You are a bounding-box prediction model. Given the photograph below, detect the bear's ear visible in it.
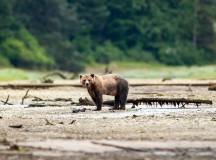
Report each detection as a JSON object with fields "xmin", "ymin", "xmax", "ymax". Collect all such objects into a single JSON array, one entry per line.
[
  {"xmin": 90, "ymin": 74, "xmax": 95, "ymax": 78},
  {"xmin": 79, "ymin": 75, "xmax": 83, "ymax": 79}
]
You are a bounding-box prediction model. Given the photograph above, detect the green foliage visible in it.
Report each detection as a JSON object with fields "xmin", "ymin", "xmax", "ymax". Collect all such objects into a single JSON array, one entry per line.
[
  {"xmin": 0, "ymin": 54, "xmax": 11, "ymax": 67},
  {"xmin": 157, "ymin": 42, "xmax": 206, "ymax": 66},
  {"xmin": 94, "ymin": 41, "xmax": 124, "ymax": 64},
  {"xmin": 127, "ymin": 46, "xmax": 156, "ymax": 62},
  {"xmin": 0, "ymin": 28, "xmax": 53, "ymax": 68},
  {"xmin": 0, "ymin": 0, "xmax": 216, "ymax": 71}
]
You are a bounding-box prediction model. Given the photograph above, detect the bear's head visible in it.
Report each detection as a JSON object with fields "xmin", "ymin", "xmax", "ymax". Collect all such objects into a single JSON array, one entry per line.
[{"xmin": 80, "ymin": 74, "xmax": 95, "ymax": 87}]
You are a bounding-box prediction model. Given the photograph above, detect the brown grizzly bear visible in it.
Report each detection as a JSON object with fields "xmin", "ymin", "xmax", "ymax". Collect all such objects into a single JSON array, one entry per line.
[{"xmin": 80, "ymin": 74, "xmax": 129, "ymax": 111}]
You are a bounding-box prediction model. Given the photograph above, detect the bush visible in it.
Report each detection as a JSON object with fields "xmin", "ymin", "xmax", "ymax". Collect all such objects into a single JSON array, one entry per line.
[
  {"xmin": 127, "ymin": 46, "xmax": 156, "ymax": 62},
  {"xmin": 0, "ymin": 54, "xmax": 11, "ymax": 67},
  {"xmin": 0, "ymin": 28, "xmax": 54, "ymax": 68},
  {"xmin": 157, "ymin": 44, "xmax": 183, "ymax": 65},
  {"xmin": 94, "ymin": 41, "xmax": 124, "ymax": 64},
  {"xmin": 157, "ymin": 42, "xmax": 205, "ymax": 66},
  {"xmin": 72, "ymin": 36, "xmax": 95, "ymax": 64},
  {"xmin": 176, "ymin": 43, "xmax": 205, "ymax": 65}
]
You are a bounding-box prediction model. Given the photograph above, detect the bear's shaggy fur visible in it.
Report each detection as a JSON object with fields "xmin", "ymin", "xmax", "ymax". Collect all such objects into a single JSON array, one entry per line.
[{"xmin": 80, "ymin": 74, "xmax": 129, "ymax": 111}]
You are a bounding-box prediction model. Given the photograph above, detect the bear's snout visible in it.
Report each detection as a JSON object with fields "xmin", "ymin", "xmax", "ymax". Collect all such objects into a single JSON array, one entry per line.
[{"xmin": 85, "ymin": 80, "xmax": 90, "ymax": 87}]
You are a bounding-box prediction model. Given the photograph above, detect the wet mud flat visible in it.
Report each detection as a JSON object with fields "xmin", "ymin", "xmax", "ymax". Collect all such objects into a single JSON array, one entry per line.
[{"xmin": 0, "ymin": 79, "xmax": 215, "ymax": 160}]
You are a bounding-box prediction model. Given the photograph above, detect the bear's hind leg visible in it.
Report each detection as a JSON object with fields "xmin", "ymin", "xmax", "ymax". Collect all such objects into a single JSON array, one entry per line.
[
  {"xmin": 119, "ymin": 83, "xmax": 128, "ymax": 110},
  {"xmin": 119, "ymin": 93, "xmax": 127, "ymax": 110},
  {"xmin": 113, "ymin": 95, "xmax": 120, "ymax": 110}
]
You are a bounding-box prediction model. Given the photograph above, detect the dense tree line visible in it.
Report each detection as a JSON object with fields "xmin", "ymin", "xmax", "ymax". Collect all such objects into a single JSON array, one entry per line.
[{"xmin": 0, "ymin": 0, "xmax": 216, "ymax": 72}]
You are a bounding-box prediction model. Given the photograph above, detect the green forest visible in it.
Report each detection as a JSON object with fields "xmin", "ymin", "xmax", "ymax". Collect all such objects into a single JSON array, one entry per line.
[{"xmin": 0, "ymin": 0, "xmax": 216, "ymax": 72}]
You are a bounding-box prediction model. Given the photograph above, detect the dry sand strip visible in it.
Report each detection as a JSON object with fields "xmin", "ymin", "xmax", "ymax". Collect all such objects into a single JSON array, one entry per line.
[{"xmin": 0, "ymin": 140, "xmax": 213, "ymax": 159}]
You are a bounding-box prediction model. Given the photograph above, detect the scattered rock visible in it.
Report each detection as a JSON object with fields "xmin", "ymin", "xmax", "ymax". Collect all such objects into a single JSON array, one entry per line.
[
  {"xmin": 69, "ymin": 120, "xmax": 76, "ymax": 124},
  {"xmin": 109, "ymin": 110, "xmax": 115, "ymax": 112},
  {"xmin": 78, "ymin": 97, "xmax": 94, "ymax": 106},
  {"xmin": 132, "ymin": 114, "xmax": 138, "ymax": 118},
  {"xmin": 72, "ymin": 108, "xmax": 80, "ymax": 113},
  {"xmin": 42, "ymin": 78, "xmax": 54, "ymax": 84},
  {"xmin": 211, "ymin": 117, "xmax": 216, "ymax": 121},
  {"xmin": 80, "ymin": 108, "xmax": 86, "ymax": 112},
  {"xmin": 72, "ymin": 108, "xmax": 86, "ymax": 113},
  {"xmin": 58, "ymin": 122, "xmax": 64, "ymax": 124},
  {"xmin": 0, "ymin": 139, "xmax": 10, "ymax": 145},
  {"xmin": 162, "ymin": 77, "xmax": 172, "ymax": 82},
  {"xmin": 10, "ymin": 144, "xmax": 20, "ymax": 151},
  {"xmin": 150, "ymin": 115, "xmax": 155, "ymax": 118},
  {"xmin": 45, "ymin": 119, "xmax": 54, "ymax": 125},
  {"xmin": 9, "ymin": 124, "xmax": 23, "ymax": 129},
  {"xmin": 131, "ymin": 104, "xmax": 136, "ymax": 109}
]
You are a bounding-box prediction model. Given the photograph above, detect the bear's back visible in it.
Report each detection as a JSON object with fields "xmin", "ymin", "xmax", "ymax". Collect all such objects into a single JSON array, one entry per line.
[{"xmin": 96, "ymin": 74, "xmax": 123, "ymax": 96}]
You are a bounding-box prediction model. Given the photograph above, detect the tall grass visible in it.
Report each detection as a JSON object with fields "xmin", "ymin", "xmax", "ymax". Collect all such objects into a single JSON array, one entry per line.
[{"xmin": 0, "ymin": 63, "xmax": 215, "ymax": 81}]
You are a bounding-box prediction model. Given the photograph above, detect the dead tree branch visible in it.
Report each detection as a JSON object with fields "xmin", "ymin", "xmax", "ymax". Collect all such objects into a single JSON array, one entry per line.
[
  {"xmin": 78, "ymin": 97, "xmax": 95, "ymax": 106},
  {"xmin": 0, "ymin": 95, "xmax": 13, "ymax": 105},
  {"xmin": 43, "ymin": 72, "xmax": 68, "ymax": 80},
  {"xmin": 21, "ymin": 89, "xmax": 30, "ymax": 105}
]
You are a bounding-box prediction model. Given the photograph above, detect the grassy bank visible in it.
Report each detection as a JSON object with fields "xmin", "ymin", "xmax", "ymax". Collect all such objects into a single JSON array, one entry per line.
[
  {"xmin": 0, "ymin": 68, "xmax": 42, "ymax": 81},
  {"xmin": 88, "ymin": 62, "xmax": 216, "ymax": 79},
  {"xmin": 0, "ymin": 63, "xmax": 215, "ymax": 81}
]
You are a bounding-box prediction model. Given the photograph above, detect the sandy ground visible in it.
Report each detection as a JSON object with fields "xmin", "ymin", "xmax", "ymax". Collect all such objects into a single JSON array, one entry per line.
[{"xmin": 0, "ymin": 79, "xmax": 216, "ymax": 160}]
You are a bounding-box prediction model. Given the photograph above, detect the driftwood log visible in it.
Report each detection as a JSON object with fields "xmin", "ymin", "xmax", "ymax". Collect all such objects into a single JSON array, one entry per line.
[
  {"xmin": 41, "ymin": 72, "xmax": 78, "ymax": 83},
  {"xmin": 0, "ymin": 82, "xmax": 215, "ymax": 89},
  {"xmin": 209, "ymin": 85, "xmax": 216, "ymax": 91},
  {"xmin": 103, "ymin": 98, "xmax": 212, "ymax": 108},
  {"xmin": 43, "ymin": 72, "xmax": 68, "ymax": 80},
  {"xmin": 78, "ymin": 97, "xmax": 212, "ymax": 108}
]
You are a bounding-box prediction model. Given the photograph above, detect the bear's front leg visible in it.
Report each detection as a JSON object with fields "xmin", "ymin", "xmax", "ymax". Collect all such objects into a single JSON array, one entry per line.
[{"xmin": 94, "ymin": 92, "xmax": 103, "ymax": 111}]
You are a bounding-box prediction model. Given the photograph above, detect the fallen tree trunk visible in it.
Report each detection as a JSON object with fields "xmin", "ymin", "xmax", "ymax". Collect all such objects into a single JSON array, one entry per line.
[
  {"xmin": 103, "ymin": 97, "xmax": 212, "ymax": 108},
  {"xmin": 209, "ymin": 85, "xmax": 216, "ymax": 91},
  {"xmin": 130, "ymin": 83, "xmax": 216, "ymax": 87},
  {"xmin": 78, "ymin": 97, "xmax": 212, "ymax": 108},
  {"xmin": 0, "ymin": 82, "xmax": 215, "ymax": 89},
  {"xmin": 0, "ymin": 83, "xmax": 82, "ymax": 89}
]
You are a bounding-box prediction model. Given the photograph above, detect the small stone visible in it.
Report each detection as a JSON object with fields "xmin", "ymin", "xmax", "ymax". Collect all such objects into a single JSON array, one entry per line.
[
  {"xmin": 131, "ymin": 105, "xmax": 136, "ymax": 109},
  {"xmin": 132, "ymin": 114, "xmax": 138, "ymax": 118},
  {"xmin": 72, "ymin": 108, "xmax": 80, "ymax": 113},
  {"xmin": 69, "ymin": 120, "xmax": 76, "ymax": 124},
  {"xmin": 211, "ymin": 117, "xmax": 216, "ymax": 121},
  {"xmin": 9, "ymin": 124, "xmax": 23, "ymax": 129},
  {"xmin": 45, "ymin": 119, "xmax": 54, "ymax": 125},
  {"xmin": 80, "ymin": 108, "xmax": 86, "ymax": 112},
  {"xmin": 10, "ymin": 144, "xmax": 20, "ymax": 151}
]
